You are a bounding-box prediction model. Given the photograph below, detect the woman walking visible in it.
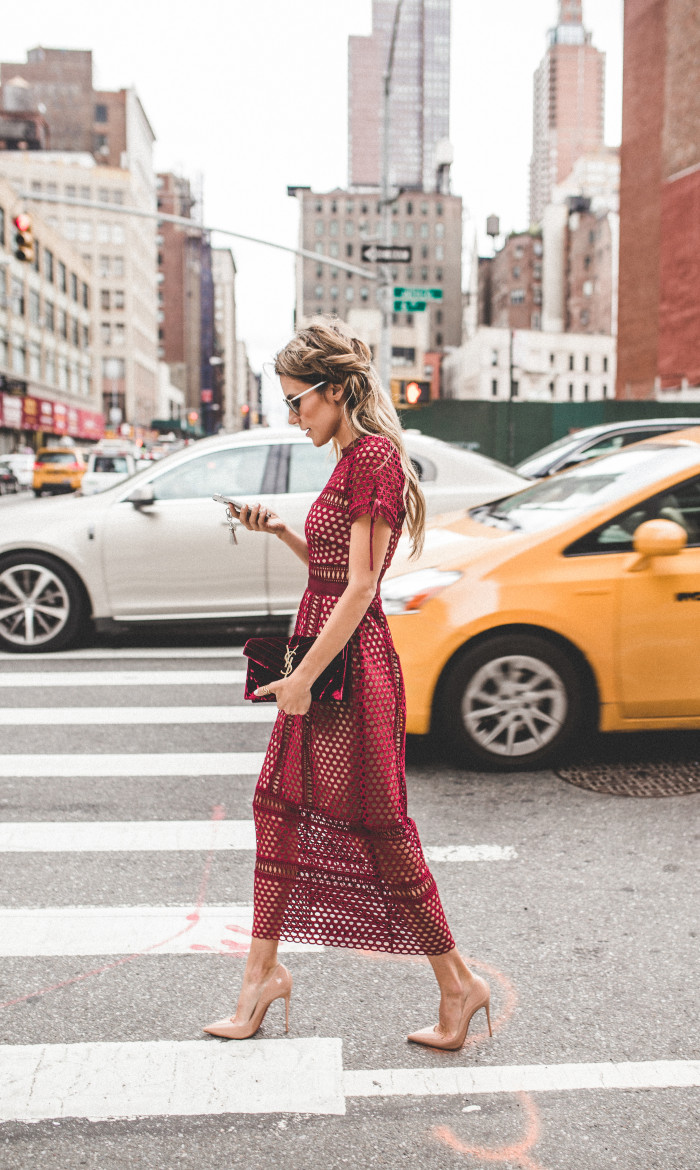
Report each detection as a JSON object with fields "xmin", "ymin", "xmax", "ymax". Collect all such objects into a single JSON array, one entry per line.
[{"xmin": 203, "ymin": 320, "xmax": 491, "ymax": 1051}]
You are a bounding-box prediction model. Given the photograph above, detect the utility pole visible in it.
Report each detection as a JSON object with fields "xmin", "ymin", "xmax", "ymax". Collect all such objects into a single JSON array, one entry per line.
[{"xmin": 378, "ymin": 0, "xmax": 404, "ymax": 397}]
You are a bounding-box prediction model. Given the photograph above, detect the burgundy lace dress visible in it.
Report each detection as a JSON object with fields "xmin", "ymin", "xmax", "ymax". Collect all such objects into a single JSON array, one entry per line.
[{"xmin": 252, "ymin": 434, "xmax": 455, "ymax": 955}]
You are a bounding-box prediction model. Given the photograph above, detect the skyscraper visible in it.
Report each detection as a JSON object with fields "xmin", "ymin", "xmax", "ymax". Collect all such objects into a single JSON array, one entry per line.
[
  {"xmin": 529, "ymin": 1, "xmax": 606, "ymax": 225},
  {"xmin": 348, "ymin": 0, "xmax": 451, "ymax": 191}
]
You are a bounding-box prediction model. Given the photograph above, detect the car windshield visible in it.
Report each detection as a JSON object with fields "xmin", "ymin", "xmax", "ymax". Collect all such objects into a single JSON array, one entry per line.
[
  {"xmin": 470, "ymin": 444, "xmax": 700, "ymax": 534},
  {"xmin": 514, "ymin": 432, "xmax": 587, "ymax": 471},
  {"xmin": 35, "ymin": 451, "xmax": 79, "ymax": 464},
  {"xmin": 92, "ymin": 456, "xmax": 129, "ymax": 473}
]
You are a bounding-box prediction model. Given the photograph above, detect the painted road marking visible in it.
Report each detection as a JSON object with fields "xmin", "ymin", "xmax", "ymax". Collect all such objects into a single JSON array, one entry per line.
[
  {"xmin": 0, "ymin": 670, "xmax": 246, "ymax": 688},
  {"xmin": 0, "ymin": 820, "xmax": 257, "ymax": 852},
  {"xmin": 0, "ymin": 706, "xmax": 277, "ymax": 726},
  {"xmin": 343, "ymin": 1059, "xmax": 700, "ymax": 1098},
  {"xmin": 0, "ymin": 820, "xmax": 516, "ymax": 858},
  {"xmin": 0, "ymin": 905, "xmax": 322, "ymax": 956},
  {"xmin": 0, "ymin": 647, "xmax": 245, "ymax": 661},
  {"xmin": 0, "ymin": 1038, "xmax": 345, "ymax": 1121},
  {"xmin": 424, "ymin": 845, "xmax": 517, "ymax": 862},
  {"xmin": 0, "ymin": 752, "xmax": 265, "ymax": 777},
  {"xmin": 0, "ymin": 1047, "xmax": 696, "ymax": 1123}
]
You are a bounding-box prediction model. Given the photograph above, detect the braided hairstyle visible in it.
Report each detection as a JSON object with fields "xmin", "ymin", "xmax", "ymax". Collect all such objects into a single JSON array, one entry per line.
[{"xmin": 274, "ymin": 317, "xmax": 425, "ymax": 558}]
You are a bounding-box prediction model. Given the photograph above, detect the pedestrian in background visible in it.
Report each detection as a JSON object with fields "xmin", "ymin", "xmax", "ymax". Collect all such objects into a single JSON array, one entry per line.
[{"xmin": 203, "ymin": 319, "xmax": 491, "ymax": 1050}]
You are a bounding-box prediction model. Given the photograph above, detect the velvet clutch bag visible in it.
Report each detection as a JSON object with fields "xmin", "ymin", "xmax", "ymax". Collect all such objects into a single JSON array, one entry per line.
[{"xmin": 242, "ymin": 635, "xmax": 351, "ymax": 703}]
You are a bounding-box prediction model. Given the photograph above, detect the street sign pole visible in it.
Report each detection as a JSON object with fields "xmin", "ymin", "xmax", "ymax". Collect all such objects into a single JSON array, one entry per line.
[{"xmin": 379, "ymin": 0, "xmax": 404, "ymax": 399}]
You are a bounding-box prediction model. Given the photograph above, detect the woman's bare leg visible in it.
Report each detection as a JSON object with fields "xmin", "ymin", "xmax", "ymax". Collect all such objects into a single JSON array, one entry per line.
[
  {"xmin": 230, "ymin": 936, "xmax": 280, "ymax": 1025},
  {"xmin": 427, "ymin": 947, "xmax": 479, "ymax": 1037}
]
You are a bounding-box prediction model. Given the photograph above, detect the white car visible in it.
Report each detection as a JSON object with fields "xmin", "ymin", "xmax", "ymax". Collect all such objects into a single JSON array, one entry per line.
[
  {"xmin": 0, "ymin": 452, "xmax": 34, "ymax": 490},
  {"xmin": 80, "ymin": 450, "xmax": 147, "ymax": 496},
  {"xmin": 0, "ymin": 428, "xmax": 528, "ymax": 651}
]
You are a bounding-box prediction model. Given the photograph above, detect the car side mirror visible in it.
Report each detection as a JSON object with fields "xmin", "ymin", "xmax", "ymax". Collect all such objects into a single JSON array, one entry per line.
[
  {"xmin": 629, "ymin": 519, "xmax": 687, "ymax": 572},
  {"xmin": 126, "ymin": 483, "xmax": 155, "ymax": 508}
]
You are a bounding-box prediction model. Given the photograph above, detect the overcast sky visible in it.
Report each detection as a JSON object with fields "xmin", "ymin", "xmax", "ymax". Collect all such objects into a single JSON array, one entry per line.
[{"xmin": 2, "ymin": 0, "xmax": 623, "ymax": 394}]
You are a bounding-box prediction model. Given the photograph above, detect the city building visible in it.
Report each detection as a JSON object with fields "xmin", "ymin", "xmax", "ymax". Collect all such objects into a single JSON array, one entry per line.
[
  {"xmin": 290, "ymin": 186, "xmax": 462, "ymax": 356},
  {"xmin": 1, "ymin": 48, "xmax": 129, "ymax": 167},
  {"xmin": 348, "ymin": 0, "xmax": 451, "ymax": 191},
  {"xmin": 236, "ymin": 341, "xmax": 263, "ymax": 428},
  {"xmin": 0, "ymin": 149, "xmax": 159, "ymax": 431},
  {"xmin": 0, "ymin": 47, "xmax": 159, "ymax": 429},
  {"xmin": 442, "ymin": 325, "xmax": 615, "ymax": 403},
  {"xmin": 156, "ymin": 172, "xmax": 203, "ymax": 414},
  {"xmin": 552, "ymin": 146, "xmax": 620, "ymax": 212},
  {"xmin": 617, "ymin": 0, "xmax": 700, "ymax": 400},
  {"xmin": 478, "ymin": 231, "xmax": 543, "ymax": 332},
  {"xmin": 529, "ymin": 1, "xmax": 606, "ymax": 226},
  {"xmin": 0, "ymin": 176, "xmax": 101, "ymax": 453},
  {"xmin": 212, "ymin": 248, "xmax": 239, "ymax": 432}
]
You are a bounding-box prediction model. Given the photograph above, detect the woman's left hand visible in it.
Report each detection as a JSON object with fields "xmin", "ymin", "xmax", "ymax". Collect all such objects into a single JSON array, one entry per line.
[{"xmin": 255, "ymin": 672, "xmax": 312, "ymax": 715}]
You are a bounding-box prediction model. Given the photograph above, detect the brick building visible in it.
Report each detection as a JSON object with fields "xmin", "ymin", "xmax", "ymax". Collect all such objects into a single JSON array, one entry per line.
[
  {"xmin": 156, "ymin": 173, "xmax": 203, "ymax": 415},
  {"xmin": 565, "ymin": 204, "xmax": 616, "ymax": 335},
  {"xmin": 478, "ymin": 232, "xmax": 543, "ymax": 331},
  {"xmin": 617, "ymin": 0, "xmax": 700, "ymax": 399},
  {"xmin": 529, "ymin": 1, "xmax": 606, "ymax": 225}
]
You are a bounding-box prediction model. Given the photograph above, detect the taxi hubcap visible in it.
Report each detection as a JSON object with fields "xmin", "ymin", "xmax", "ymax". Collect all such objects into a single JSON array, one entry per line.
[
  {"xmin": 0, "ymin": 564, "xmax": 70, "ymax": 646},
  {"xmin": 463, "ymin": 654, "xmax": 567, "ymax": 757}
]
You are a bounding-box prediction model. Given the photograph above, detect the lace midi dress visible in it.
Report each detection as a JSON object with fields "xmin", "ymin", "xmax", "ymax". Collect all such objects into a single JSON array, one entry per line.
[{"xmin": 252, "ymin": 434, "xmax": 455, "ymax": 955}]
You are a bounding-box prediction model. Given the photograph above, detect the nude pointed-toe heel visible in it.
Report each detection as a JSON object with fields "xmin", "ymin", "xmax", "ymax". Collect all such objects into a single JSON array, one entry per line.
[
  {"xmin": 203, "ymin": 964, "xmax": 293, "ymax": 1040},
  {"xmin": 407, "ymin": 974, "xmax": 492, "ymax": 1051}
]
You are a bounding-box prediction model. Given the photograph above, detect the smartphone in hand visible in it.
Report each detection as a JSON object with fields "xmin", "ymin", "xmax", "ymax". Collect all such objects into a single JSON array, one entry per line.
[{"xmin": 212, "ymin": 494, "xmax": 245, "ymax": 516}]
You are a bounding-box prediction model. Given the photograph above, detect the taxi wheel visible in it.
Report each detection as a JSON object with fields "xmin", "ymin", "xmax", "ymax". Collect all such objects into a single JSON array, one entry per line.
[
  {"xmin": 0, "ymin": 552, "xmax": 85, "ymax": 653},
  {"xmin": 440, "ymin": 634, "xmax": 587, "ymax": 771}
]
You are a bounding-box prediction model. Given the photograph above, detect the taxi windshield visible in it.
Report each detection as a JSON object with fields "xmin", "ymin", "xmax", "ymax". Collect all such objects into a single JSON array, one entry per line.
[{"xmin": 470, "ymin": 444, "xmax": 700, "ymax": 534}]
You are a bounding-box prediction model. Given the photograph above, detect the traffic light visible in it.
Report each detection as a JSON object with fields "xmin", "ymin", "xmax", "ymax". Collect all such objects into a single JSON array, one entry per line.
[
  {"xmin": 399, "ymin": 380, "xmax": 430, "ymax": 406},
  {"xmin": 13, "ymin": 213, "xmax": 34, "ymax": 263}
]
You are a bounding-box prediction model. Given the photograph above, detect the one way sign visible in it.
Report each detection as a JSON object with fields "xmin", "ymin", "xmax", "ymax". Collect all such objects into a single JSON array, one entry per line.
[{"xmin": 360, "ymin": 244, "xmax": 412, "ymax": 264}]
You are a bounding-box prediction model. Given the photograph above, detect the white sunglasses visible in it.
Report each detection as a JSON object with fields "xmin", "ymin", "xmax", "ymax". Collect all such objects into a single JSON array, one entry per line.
[{"xmin": 283, "ymin": 380, "xmax": 326, "ymax": 415}]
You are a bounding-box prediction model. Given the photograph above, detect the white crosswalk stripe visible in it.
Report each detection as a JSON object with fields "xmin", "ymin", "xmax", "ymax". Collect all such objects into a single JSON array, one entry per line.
[
  {"xmin": 0, "ymin": 706, "xmax": 277, "ymax": 725},
  {"xmin": 2, "ymin": 669, "xmax": 246, "ymax": 688},
  {"xmin": 0, "ymin": 752, "xmax": 266, "ymax": 776},
  {"xmin": 0, "ymin": 647, "xmax": 246, "ymax": 661},
  {"xmin": 0, "ymin": 1043, "xmax": 696, "ymax": 1122},
  {"xmin": 0, "ymin": 905, "xmax": 321, "ymax": 956},
  {"xmin": 0, "ymin": 819, "xmax": 517, "ymax": 858}
]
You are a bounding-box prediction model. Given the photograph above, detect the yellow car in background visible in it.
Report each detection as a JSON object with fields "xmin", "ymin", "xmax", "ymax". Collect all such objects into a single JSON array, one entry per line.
[
  {"xmin": 384, "ymin": 428, "xmax": 700, "ymax": 770},
  {"xmin": 33, "ymin": 447, "xmax": 86, "ymax": 496}
]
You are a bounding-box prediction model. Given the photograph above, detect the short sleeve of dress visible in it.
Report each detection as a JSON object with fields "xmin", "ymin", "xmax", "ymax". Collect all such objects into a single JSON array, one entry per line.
[{"xmin": 347, "ymin": 436, "xmax": 405, "ymax": 569}]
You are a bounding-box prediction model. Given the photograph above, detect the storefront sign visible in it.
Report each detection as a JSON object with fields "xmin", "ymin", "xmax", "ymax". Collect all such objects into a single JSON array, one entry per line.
[{"xmin": 0, "ymin": 392, "xmax": 104, "ymax": 440}]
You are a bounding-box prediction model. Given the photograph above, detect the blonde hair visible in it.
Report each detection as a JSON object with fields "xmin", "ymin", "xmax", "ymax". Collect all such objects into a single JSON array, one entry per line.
[{"xmin": 274, "ymin": 317, "xmax": 426, "ymax": 558}]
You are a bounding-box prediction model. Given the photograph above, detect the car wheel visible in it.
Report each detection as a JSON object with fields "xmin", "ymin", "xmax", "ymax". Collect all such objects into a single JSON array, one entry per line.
[
  {"xmin": 439, "ymin": 633, "xmax": 587, "ymax": 771},
  {"xmin": 0, "ymin": 553, "xmax": 85, "ymax": 652}
]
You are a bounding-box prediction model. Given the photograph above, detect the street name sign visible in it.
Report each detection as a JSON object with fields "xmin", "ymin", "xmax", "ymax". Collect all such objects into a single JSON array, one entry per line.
[
  {"xmin": 361, "ymin": 244, "xmax": 412, "ymax": 263},
  {"xmin": 393, "ymin": 299, "xmax": 427, "ymax": 312},
  {"xmin": 393, "ymin": 286, "xmax": 443, "ymax": 301}
]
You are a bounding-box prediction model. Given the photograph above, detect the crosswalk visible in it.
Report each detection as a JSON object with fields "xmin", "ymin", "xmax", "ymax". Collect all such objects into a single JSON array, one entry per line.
[{"xmin": 1, "ymin": 642, "xmax": 697, "ymax": 1134}]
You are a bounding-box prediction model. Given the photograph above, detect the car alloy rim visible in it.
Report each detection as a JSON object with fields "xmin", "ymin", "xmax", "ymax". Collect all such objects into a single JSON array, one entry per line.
[
  {"xmin": 462, "ymin": 654, "xmax": 568, "ymax": 757},
  {"xmin": 0, "ymin": 563, "xmax": 71, "ymax": 646}
]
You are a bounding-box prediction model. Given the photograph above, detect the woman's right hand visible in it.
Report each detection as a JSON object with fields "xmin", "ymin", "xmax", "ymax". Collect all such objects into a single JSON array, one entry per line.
[{"xmin": 237, "ymin": 502, "xmax": 286, "ymax": 537}]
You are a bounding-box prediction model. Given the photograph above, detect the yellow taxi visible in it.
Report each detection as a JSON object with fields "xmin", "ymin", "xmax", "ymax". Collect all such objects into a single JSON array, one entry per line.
[
  {"xmin": 384, "ymin": 428, "xmax": 700, "ymax": 770},
  {"xmin": 33, "ymin": 447, "xmax": 86, "ymax": 496}
]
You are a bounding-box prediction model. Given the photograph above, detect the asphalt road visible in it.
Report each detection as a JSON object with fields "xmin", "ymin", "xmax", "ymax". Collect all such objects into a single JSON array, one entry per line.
[{"xmin": 0, "ymin": 622, "xmax": 697, "ymax": 1170}]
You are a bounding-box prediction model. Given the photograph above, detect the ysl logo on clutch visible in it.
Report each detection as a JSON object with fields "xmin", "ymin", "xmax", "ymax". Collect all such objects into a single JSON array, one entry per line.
[{"xmin": 283, "ymin": 645, "xmax": 298, "ymax": 677}]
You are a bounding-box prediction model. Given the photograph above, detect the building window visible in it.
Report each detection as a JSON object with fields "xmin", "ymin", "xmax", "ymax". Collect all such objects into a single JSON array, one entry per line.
[
  {"xmin": 584, "ymin": 355, "xmax": 590, "ymax": 371},
  {"xmin": 603, "ymin": 355, "xmax": 608, "ymax": 372},
  {"xmin": 534, "ymin": 241, "xmax": 543, "ymax": 256},
  {"xmin": 330, "ymin": 286, "xmax": 338, "ymax": 300},
  {"xmin": 70, "ymin": 273, "xmax": 78, "ymax": 302},
  {"xmin": 101, "ymin": 322, "xmax": 111, "ymax": 346},
  {"xmin": 550, "ymin": 353, "xmax": 555, "ymax": 366},
  {"xmin": 531, "ymin": 312, "xmax": 541, "ymax": 329},
  {"xmin": 346, "ymin": 200, "xmax": 354, "ymax": 214},
  {"xmin": 436, "ymin": 309, "xmax": 443, "ymax": 324},
  {"xmin": 12, "ymin": 340, "xmax": 25, "ymax": 375},
  {"xmin": 533, "ymin": 287, "xmax": 542, "ymax": 304},
  {"xmin": 29, "ymin": 290, "xmax": 40, "ymax": 326},
  {"xmin": 72, "ymin": 318, "xmax": 79, "ymax": 347},
  {"xmin": 82, "ymin": 325, "xmax": 89, "ymax": 349},
  {"xmin": 346, "ymin": 244, "xmax": 353, "ymax": 257},
  {"xmin": 436, "ymin": 331, "xmax": 443, "ymax": 347},
  {"xmin": 329, "ymin": 221, "xmax": 338, "ymax": 237},
  {"xmin": 602, "ymin": 383, "xmax": 608, "ymax": 398},
  {"xmin": 405, "ymin": 223, "xmax": 414, "ymax": 238},
  {"xmin": 510, "ymin": 290, "xmax": 525, "ymax": 304},
  {"xmin": 314, "ymin": 221, "xmax": 324, "ymax": 237},
  {"xmin": 114, "ymin": 322, "xmax": 125, "ymax": 346},
  {"xmin": 580, "ymin": 310, "xmax": 589, "ymax": 325},
  {"xmin": 491, "ymin": 349, "xmax": 498, "ymax": 366},
  {"xmin": 420, "ymin": 223, "xmax": 429, "ymax": 239},
  {"xmin": 64, "ymin": 219, "xmax": 77, "ymax": 240},
  {"xmin": 345, "ymin": 286, "xmax": 354, "ymax": 302},
  {"xmin": 45, "ymin": 350, "xmax": 55, "ymax": 384},
  {"xmin": 406, "ymin": 201, "xmax": 413, "ymax": 215},
  {"xmin": 421, "ymin": 202, "xmax": 429, "ymax": 215},
  {"xmin": 491, "ymin": 378, "xmax": 498, "ymax": 397},
  {"xmin": 94, "ymin": 133, "xmax": 108, "ymax": 153},
  {"xmin": 435, "ymin": 243, "xmax": 444, "ymax": 261},
  {"xmin": 315, "ymin": 284, "xmax": 323, "ymax": 299},
  {"xmin": 44, "ymin": 249, "xmax": 54, "ymax": 282},
  {"xmin": 329, "ymin": 241, "xmax": 339, "ymax": 257},
  {"xmin": 568, "ymin": 354, "xmax": 575, "ymax": 371},
  {"xmin": 316, "ymin": 264, "xmax": 323, "ymax": 278},
  {"xmin": 99, "ymin": 255, "xmax": 110, "ymax": 278},
  {"xmin": 78, "ymin": 220, "xmax": 92, "ymax": 242},
  {"xmin": 95, "ymin": 103, "xmax": 108, "ymax": 123},
  {"xmin": 58, "ymin": 310, "xmax": 67, "ymax": 339},
  {"xmin": 330, "ymin": 201, "xmax": 337, "ymax": 214},
  {"xmin": 314, "ymin": 200, "xmax": 322, "ymax": 214},
  {"xmin": 392, "ymin": 221, "xmax": 399, "ymax": 238},
  {"xmin": 549, "ymin": 381, "xmax": 555, "ymax": 398},
  {"xmin": 511, "ymin": 381, "xmax": 519, "ymax": 398},
  {"xmin": 568, "ymin": 383, "xmax": 574, "ymax": 401},
  {"xmin": 11, "ymin": 278, "xmax": 24, "ymax": 316},
  {"xmin": 0, "ymin": 205, "xmax": 4, "ymax": 248},
  {"xmin": 584, "ymin": 384, "xmax": 590, "ymax": 401},
  {"xmin": 113, "ymin": 257, "xmax": 124, "ymax": 278},
  {"xmin": 112, "ymin": 225, "xmax": 125, "ymax": 245},
  {"xmin": 97, "ymin": 223, "xmax": 111, "ymax": 244},
  {"xmin": 360, "ymin": 286, "xmax": 369, "ymax": 301},
  {"xmin": 101, "ymin": 289, "xmax": 110, "ymax": 311},
  {"xmin": 583, "ymin": 280, "xmax": 593, "ymax": 296},
  {"xmin": 435, "ymin": 223, "xmax": 445, "ymax": 239},
  {"xmin": 421, "ymin": 267, "xmax": 428, "ymax": 280},
  {"xmin": 45, "ymin": 301, "xmax": 55, "ymax": 332},
  {"xmin": 435, "ymin": 267, "xmax": 443, "ymax": 280},
  {"xmin": 512, "ymin": 266, "xmax": 521, "ymax": 279}
]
